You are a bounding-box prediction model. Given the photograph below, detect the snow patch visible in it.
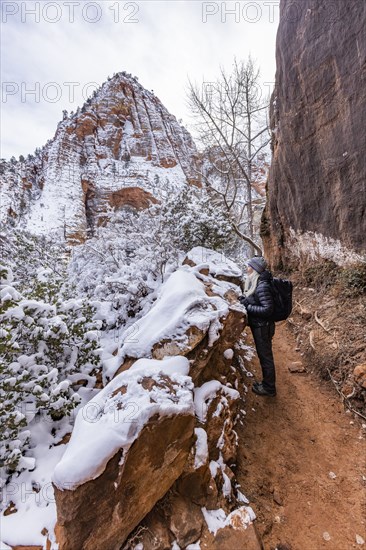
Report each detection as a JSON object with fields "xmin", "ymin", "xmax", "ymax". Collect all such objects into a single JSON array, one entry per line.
[
  {"xmin": 187, "ymin": 247, "xmax": 242, "ymax": 279},
  {"xmin": 288, "ymin": 228, "xmax": 365, "ymax": 266},
  {"xmin": 194, "ymin": 428, "xmax": 208, "ymax": 469},
  {"xmin": 201, "ymin": 505, "xmax": 255, "ymax": 536},
  {"xmin": 0, "ymin": 419, "xmax": 69, "ymax": 547},
  {"xmin": 194, "ymin": 380, "xmax": 239, "ymax": 423},
  {"xmin": 223, "ymin": 348, "xmax": 234, "ymax": 360}
]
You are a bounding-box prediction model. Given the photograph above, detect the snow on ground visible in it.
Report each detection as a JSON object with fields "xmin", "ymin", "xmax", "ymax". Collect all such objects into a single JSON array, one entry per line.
[
  {"xmin": 187, "ymin": 247, "xmax": 242, "ymax": 279},
  {"xmin": 1, "ymin": 421, "xmax": 69, "ymax": 547},
  {"xmin": 106, "ymin": 266, "xmax": 230, "ymax": 380},
  {"xmin": 288, "ymin": 227, "xmax": 365, "ymax": 266},
  {"xmin": 53, "ymin": 356, "xmax": 193, "ymax": 490},
  {"xmin": 1, "ymin": 387, "xmax": 97, "ymax": 548}
]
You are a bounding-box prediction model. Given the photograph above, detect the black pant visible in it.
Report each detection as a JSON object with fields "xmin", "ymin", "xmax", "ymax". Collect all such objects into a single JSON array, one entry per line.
[{"xmin": 251, "ymin": 322, "xmax": 276, "ymax": 392}]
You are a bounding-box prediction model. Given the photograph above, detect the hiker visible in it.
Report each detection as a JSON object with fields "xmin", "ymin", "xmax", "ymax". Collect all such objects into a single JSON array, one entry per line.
[{"xmin": 240, "ymin": 256, "xmax": 277, "ymax": 397}]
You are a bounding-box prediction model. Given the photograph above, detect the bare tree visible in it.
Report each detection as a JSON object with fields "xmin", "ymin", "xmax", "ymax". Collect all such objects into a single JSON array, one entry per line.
[{"xmin": 187, "ymin": 57, "xmax": 270, "ymax": 255}]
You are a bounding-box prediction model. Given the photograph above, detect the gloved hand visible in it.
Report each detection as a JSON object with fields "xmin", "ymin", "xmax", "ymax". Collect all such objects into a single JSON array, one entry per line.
[{"xmin": 239, "ymin": 296, "xmax": 249, "ymax": 307}]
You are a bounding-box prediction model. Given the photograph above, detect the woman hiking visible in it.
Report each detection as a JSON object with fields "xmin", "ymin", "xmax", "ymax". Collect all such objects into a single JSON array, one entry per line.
[{"xmin": 240, "ymin": 256, "xmax": 277, "ymax": 397}]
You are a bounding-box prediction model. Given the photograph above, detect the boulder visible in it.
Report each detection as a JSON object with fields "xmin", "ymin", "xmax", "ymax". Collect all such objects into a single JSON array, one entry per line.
[
  {"xmin": 168, "ymin": 494, "xmax": 203, "ymax": 548},
  {"xmin": 51, "ymin": 260, "xmax": 258, "ymax": 549},
  {"xmin": 194, "ymin": 381, "xmax": 240, "ymax": 465},
  {"xmin": 112, "ymin": 267, "xmax": 246, "ymax": 386},
  {"xmin": 353, "ymin": 364, "xmax": 366, "ymax": 389},
  {"xmin": 175, "ymin": 428, "xmax": 211, "ymax": 507},
  {"xmin": 201, "ymin": 521, "xmax": 263, "ymax": 550},
  {"xmin": 53, "ymin": 358, "xmax": 195, "ymax": 549},
  {"xmin": 135, "ymin": 509, "xmax": 172, "ymax": 550},
  {"xmin": 183, "ymin": 247, "xmax": 243, "ymax": 287}
]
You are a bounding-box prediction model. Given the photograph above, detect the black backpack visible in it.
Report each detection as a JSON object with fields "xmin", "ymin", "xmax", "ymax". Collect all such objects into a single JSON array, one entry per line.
[{"xmin": 270, "ymin": 278, "xmax": 293, "ymax": 321}]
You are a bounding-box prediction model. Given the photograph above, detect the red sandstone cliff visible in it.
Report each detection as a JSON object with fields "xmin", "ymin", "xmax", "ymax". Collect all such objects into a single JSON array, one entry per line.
[{"xmin": 263, "ymin": 0, "xmax": 366, "ymax": 268}]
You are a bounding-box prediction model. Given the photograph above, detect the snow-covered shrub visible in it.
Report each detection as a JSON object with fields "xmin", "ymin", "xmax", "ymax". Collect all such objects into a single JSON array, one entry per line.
[
  {"xmin": 0, "ymin": 186, "xmax": 234, "ymax": 477},
  {"xmin": 0, "ymin": 265, "xmax": 101, "ymax": 475},
  {"xmin": 158, "ymin": 186, "xmax": 234, "ymax": 252},
  {"xmin": 0, "ymin": 230, "xmax": 69, "ymax": 302},
  {"xmin": 67, "ymin": 186, "xmax": 234, "ymax": 329}
]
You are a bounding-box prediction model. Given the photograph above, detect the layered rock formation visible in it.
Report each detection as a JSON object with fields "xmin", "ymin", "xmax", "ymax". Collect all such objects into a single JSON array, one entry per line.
[
  {"xmin": 0, "ymin": 73, "xmax": 200, "ymax": 243},
  {"xmin": 263, "ymin": 0, "xmax": 366, "ymax": 268},
  {"xmin": 52, "ymin": 250, "xmax": 262, "ymax": 550}
]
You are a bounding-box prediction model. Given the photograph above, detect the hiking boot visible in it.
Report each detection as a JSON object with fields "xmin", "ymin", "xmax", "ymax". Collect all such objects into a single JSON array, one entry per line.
[{"xmin": 252, "ymin": 383, "xmax": 276, "ymax": 397}]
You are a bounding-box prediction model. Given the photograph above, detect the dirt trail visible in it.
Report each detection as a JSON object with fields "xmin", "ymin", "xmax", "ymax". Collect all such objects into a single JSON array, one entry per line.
[{"xmin": 236, "ymin": 323, "xmax": 366, "ymax": 550}]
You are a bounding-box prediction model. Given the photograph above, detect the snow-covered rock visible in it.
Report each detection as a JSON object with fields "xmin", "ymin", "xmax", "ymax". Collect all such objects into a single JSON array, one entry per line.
[
  {"xmin": 184, "ymin": 246, "xmax": 243, "ymax": 286},
  {"xmin": 200, "ymin": 506, "xmax": 261, "ymax": 550},
  {"xmin": 53, "ymin": 356, "xmax": 195, "ymax": 550},
  {"xmin": 111, "ymin": 267, "xmax": 231, "ymax": 379},
  {"xmin": 51, "ymin": 260, "xmax": 249, "ymax": 549},
  {"xmin": 0, "ymin": 72, "xmax": 200, "ymax": 243},
  {"xmin": 112, "ymin": 264, "xmax": 246, "ymax": 386}
]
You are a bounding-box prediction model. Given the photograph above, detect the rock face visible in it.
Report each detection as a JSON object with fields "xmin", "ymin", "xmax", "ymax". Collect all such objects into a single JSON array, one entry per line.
[
  {"xmin": 263, "ymin": 0, "xmax": 366, "ymax": 268},
  {"xmin": 55, "ymin": 415, "xmax": 195, "ymax": 550},
  {"xmin": 128, "ymin": 259, "xmax": 261, "ymax": 549},
  {"xmin": 0, "ymin": 72, "xmax": 200, "ymax": 243}
]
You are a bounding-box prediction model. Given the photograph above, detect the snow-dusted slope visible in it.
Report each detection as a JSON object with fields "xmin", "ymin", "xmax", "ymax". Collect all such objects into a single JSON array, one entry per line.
[{"xmin": 0, "ymin": 72, "xmax": 200, "ymax": 242}]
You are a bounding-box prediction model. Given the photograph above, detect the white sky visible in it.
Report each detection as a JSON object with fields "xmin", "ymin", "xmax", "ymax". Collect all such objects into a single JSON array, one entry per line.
[{"xmin": 0, "ymin": 1, "xmax": 279, "ymax": 160}]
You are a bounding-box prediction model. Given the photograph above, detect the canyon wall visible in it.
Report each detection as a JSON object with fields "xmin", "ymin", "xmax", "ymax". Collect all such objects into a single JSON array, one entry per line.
[{"xmin": 263, "ymin": 0, "xmax": 366, "ymax": 268}]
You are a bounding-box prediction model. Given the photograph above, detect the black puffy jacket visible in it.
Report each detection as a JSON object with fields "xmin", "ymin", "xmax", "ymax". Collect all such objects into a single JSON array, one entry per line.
[{"xmin": 243, "ymin": 271, "xmax": 274, "ymax": 327}]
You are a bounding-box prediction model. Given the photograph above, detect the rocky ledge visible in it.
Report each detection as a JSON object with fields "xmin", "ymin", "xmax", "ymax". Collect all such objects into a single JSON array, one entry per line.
[{"xmin": 51, "ymin": 248, "xmax": 263, "ymax": 550}]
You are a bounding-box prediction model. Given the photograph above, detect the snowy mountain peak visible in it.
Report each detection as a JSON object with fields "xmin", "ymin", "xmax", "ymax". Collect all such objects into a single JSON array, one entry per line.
[{"xmin": 0, "ymin": 72, "xmax": 201, "ymax": 243}]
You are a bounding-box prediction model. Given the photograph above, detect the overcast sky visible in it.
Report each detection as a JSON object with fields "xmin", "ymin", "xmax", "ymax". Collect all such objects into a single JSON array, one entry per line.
[{"xmin": 1, "ymin": 1, "xmax": 279, "ymax": 160}]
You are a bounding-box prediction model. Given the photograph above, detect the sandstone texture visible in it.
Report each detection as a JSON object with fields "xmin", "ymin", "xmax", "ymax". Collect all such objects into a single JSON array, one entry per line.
[
  {"xmin": 54, "ymin": 414, "xmax": 195, "ymax": 550},
  {"xmin": 263, "ymin": 0, "xmax": 366, "ymax": 268},
  {"xmin": 354, "ymin": 364, "xmax": 366, "ymax": 389}
]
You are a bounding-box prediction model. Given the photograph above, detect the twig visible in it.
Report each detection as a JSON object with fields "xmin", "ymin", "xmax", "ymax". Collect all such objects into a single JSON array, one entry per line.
[
  {"xmin": 327, "ymin": 368, "xmax": 366, "ymax": 421},
  {"xmin": 295, "ymin": 299, "xmax": 308, "ymax": 315},
  {"xmin": 314, "ymin": 311, "xmax": 331, "ymax": 333},
  {"xmin": 332, "ymin": 332, "xmax": 340, "ymax": 349},
  {"xmin": 309, "ymin": 330, "xmax": 316, "ymax": 350}
]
